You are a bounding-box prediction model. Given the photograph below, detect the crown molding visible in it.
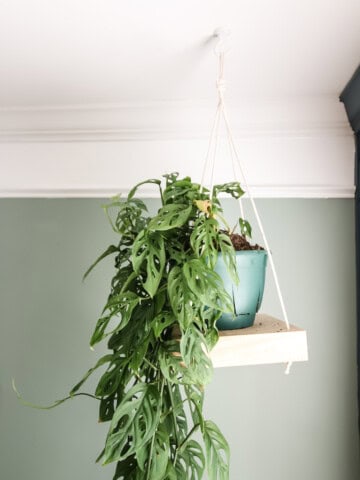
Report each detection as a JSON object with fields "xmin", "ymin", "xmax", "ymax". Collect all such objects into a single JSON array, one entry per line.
[
  {"xmin": 0, "ymin": 185, "xmax": 354, "ymax": 199},
  {"xmin": 0, "ymin": 96, "xmax": 354, "ymax": 199},
  {"xmin": 0, "ymin": 96, "xmax": 351, "ymax": 142}
]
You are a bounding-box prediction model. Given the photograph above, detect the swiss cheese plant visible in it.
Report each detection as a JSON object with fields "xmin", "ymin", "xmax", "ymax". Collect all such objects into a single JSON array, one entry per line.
[{"xmin": 19, "ymin": 173, "xmax": 250, "ymax": 480}]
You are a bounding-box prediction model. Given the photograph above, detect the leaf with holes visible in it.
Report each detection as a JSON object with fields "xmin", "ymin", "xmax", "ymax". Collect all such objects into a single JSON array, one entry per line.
[
  {"xmin": 90, "ymin": 292, "xmax": 139, "ymax": 347},
  {"xmin": 112, "ymin": 455, "xmax": 141, "ymax": 480},
  {"xmin": 185, "ymin": 384, "xmax": 205, "ymax": 429},
  {"xmin": 89, "ymin": 316, "xmax": 112, "ymax": 347},
  {"xmin": 176, "ymin": 440, "xmax": 205, "ymax": 480},
  {"xmin": 167, "ymin": 266, "xmax": 197, "ymax": 329},
  {"xmin": 103, "ymin": 383, "xmax": 160, "ymax": 465},
  {"xmin": 202, "ymin": 420, "xmax": 230, "ymax": 480},
  {"xmin": 218, "ymin": 232, "xmax": 238, "ymax": 284},
  {"xmin": 99, "ymin": 396, "xmax": 115, "ymax": 423},
  {"xmin": 239, "ymin": 217, "xmax": 252, "ymax": 238},
  {"xmin": 129, "ymin": 333, "xmax": 152, "ymax": 372},
  {"xmin": 183, "ymin": 259, "xmax": 233, "ymax": 313},
  {"xmin": 163, "ymin": 177, "xmax": 201, "ymax": 205},
  {"xmin": 147, "ymin": 429, "xmax": 169, "ymax": 480},
  {"xmin": 159, "ymin": 341, "xmax": 197, "ymax": 385},
  {"xmin": 132, "ymin": 230, "xmax": 165, "ymax": 297},
  {"xmin": 180, "ymin": 325, "xmax": 213, "ymax": 386},
  {"xmin": 127, "ymin": 178, "xmax": 162, "ymax": 200},
  {"xmin": 190, "ymin": 217, "xmax": 219, "ymax": 269},
  {"xmin": 95, "ymin": 359, "xmax": 124, "ymax": 397},
  {"xmin": 152, "ymin": 312, "xmax": 175, "ymax": 338},
  {"xmin": 101, "ymin": 292, "xmax": 139, "ymax": 331},
  {"xmin": 164, "ymin": 462, "xmax": 178, "ymax": 480},
  {"xmin": 148, "ymin": 204, "xmax": 192, "ymax": 231},
  {"xmin": 102, "ymin": 197, "xmax": 148, "ymax": 235},
  {"xmin": 166, "ymin": 383, "xmax": 188, "ymax": 441},
  {"xmin": 212, "ymin": 181, "xmax": 244, "ymax": 199}
]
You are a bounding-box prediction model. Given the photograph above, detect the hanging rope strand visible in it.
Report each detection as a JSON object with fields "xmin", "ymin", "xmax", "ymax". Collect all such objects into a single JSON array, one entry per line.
[
  {"xmin": 200, "ymin": 33, "xmax": 291, "ymax": 332},
  {"xmin": 200, "ymin": 104, "xmax": 222, "ymax": 193},
  {"xmin": 209, "ymin": 107, "xmax": 222, "ymax": 199},
  {"xmin": 226, "ymin": 117, "xmax": 245, "ymax": 221},
  {"xmin": 201, "ymin": 52, "xmax": 226, "ymax": 196},
  {"xmin": 221, "ymin": 102, "xmax": 290, "ymax": 330}
]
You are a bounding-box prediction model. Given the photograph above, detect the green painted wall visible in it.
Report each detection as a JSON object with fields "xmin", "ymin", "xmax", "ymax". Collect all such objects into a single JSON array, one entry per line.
[{"xmin": 0, "ymin": 199, "xmax": 359, "ymax": 479}]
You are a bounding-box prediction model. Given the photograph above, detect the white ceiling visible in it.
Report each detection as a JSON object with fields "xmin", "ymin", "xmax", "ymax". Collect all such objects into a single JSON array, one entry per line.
[
  {"xmin": 1, "ymin": 0, "xmax": 359, "ymax": 107},
  {"xmin": 0, "ymin": 0, "xmax": 357, "ymax": 199}
]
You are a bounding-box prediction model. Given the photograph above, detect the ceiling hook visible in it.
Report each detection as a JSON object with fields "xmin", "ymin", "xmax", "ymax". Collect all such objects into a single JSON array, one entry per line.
[{"xmin": 213, "ymin": 27, "xmax": 232, "ymax": 55}]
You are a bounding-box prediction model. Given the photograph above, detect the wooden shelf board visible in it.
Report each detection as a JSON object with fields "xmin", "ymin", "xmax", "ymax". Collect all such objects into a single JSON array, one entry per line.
[{"xmin": 212, "ymin": 313, "xmax": 308, "ymax": 368}]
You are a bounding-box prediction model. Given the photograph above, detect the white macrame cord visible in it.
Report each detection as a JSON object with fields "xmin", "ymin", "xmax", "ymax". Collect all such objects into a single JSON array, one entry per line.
[{"xmin": 200, "ymin": 43, "xmax": 291, "ymax": 341}]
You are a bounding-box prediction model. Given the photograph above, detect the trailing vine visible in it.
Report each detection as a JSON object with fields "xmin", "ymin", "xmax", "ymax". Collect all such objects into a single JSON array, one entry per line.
[{"xmin": 17, "ymin": 172, "xmax": 254, "ymax": 480}]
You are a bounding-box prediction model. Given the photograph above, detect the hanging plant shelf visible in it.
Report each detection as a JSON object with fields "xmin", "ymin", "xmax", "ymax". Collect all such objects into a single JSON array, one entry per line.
[{"xmin": 211, "ymin": 314, "xmax": 308, "ymax": 368}]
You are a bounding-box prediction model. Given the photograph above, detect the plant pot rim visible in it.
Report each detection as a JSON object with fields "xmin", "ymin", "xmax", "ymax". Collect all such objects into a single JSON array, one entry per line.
[{"xmin": 218, "ymin": 249, "xmax": 267, "ymax": 256}]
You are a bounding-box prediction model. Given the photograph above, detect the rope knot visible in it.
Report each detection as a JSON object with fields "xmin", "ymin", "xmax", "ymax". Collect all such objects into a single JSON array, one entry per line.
[{"xmin": 216, "ymin": 78, "xmax": 226, "ymax": 96}]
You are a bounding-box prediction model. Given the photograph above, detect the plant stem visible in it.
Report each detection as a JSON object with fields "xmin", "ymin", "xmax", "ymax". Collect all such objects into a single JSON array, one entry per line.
[
  {"xmin": 177, "ymin": 423, "xmax": 200, "ymax": 452},
  {"xmin": 119, "ymin": 271, "xmax": 137, "ymax": 293},
  {"xmin": 146, "ymin": 430, "xmax": 156, "ymax": 480},
  {"xmin": 143, "ymin": 357, "xmax": 158, "ymax": 371},
  {"xmin": 167, "ymin": 381, "xmax": 180, "ymax": 454},
  {"xmin": 145, "ymin": 378, "xmax": 165, "ymax": 480},
  {"xmin": 215, "ymin": 212, "xmax": 231, "ymax": 232}
]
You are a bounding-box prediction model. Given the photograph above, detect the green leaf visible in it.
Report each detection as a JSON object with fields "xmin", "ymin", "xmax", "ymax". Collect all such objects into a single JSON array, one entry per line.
[
  {"xmin": 148, "ymin": 204, "xmax": 192, "ymax": 231},
  {"xmin": 185, "ymin": 384, "xmax": 205, "ymax": 429},
  {"xmin": 212, "ymin": 182, "xmax": 244, "ymax": 199},
  {"xmin": 218, "ymin": 232, "xmax": 238, "ymax": 284},
  {"xmin": 105, "ymin": 291, "xmax": 139, "ymax": 314},
  {"xmin": 83, "ymin": 245, "xmax": 119, "ymax": 281},
  {"xmin": 69, "ymin": 354, "xmax": 113, "ymax": 395},
  {"xmin": 165, "ymin": 236, "xmax": 189, "ymax": 265},
  {"xmin": 167, "ymin": 266, "xmax": 197, "ymax": 329},
  {"xmin": 159, "ymin": 340, "xmax": 210, "ymax": 387},
  {"xmin": 89, "ymin": 315, "xmax": 112, "ymax": 347},
  {"xmin": 190, "ymin": 217, "xmax": 219, "ymax": 269},
  {"xmin": 102, "ymin": 197, "xmax": 148, "ymax": 235},
  {"xmin": 202, "ymin": 420, "xmax": 230, "ymax": 480},
  {"xmin": 103, "ymin": 383, "xmax": 160, "ymax": 465},
  {"xmin": 95, "ymin": 360, "xmax": 123, "ymax": 397},
  {"xmin": 99, "ymin": 396, "xmax": 115, "ymax": 422},
  {"xmin": 107, "ymin": 311, "xmax": 148, "ymax": 354},
  {"xmin": 162, "ymin": 178, "xmax": 201, "ymax": 205},
  {"xmin": 165, "ymin": 383, "xmax": 188, "ymax": 441},
  {"xmin": 112, "ymin": 455, "xmax": 141, "ymax": 480},
  {"xmin": 127, "ymin": 178, "xmax": 162, "ymax": 201},
  {"xmin": 239, "ymin": 217, "xmax": 252, "ymax": 238},
  {"xmin": 204, "ymin": 327, "xmax": 219, "ymax": 351},
  {"xmin": 148, "ymin": 429, "xmax": 170, "ymax": 480},
  {"xmin": 129, "ymin": 333, "xmax": 152, "ymax": 372},
  {"xmin": 162, "ymin": 172, "xmax": 179, "ymax": 186},
  {"xmin": 159, "ymin": 341, "xmax": 193, "ymax": 385},
  {"xmin": 183, "ymin": 259, "xmax": 233, "ymax": 313},
  {"xmin": 176, "ymin": 440, "xmax": 205, "ymax": 480},
  {"xmin": 164, "ymin": 462, "xmax": 177, "ymax": 480},
  {"xmin": 90, "ymin": 292, "xmax": 139, "ymax": 347},
  {"xmin": 152, "ymin": 312, "xmax": 175, "ymax": 338},
  {"xmin": 132, "ymin": 231, "xmax": 165, "ymax": 297},
  {"xmin": 180, "ymin": 325, "xmax": 213, "ymax": 386}
]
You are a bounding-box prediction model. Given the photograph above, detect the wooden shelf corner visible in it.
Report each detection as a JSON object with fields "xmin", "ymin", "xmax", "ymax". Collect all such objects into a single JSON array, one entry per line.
[{"xmin": 211, "ymin": 313, "xmax": 308, "ymax": 368}]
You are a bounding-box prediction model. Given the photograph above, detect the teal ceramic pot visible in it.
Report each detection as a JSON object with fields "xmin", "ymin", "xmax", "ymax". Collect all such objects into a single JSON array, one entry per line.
[{"xmin": 215, "ymin": 250, "xmax": 268, "ymax": 330}]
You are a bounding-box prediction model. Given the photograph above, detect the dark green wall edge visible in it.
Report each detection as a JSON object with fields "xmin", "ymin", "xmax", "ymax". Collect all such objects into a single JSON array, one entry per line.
[{"xmin": 340, "ymin": 65, "xmax": 360, "ymax": 433}]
